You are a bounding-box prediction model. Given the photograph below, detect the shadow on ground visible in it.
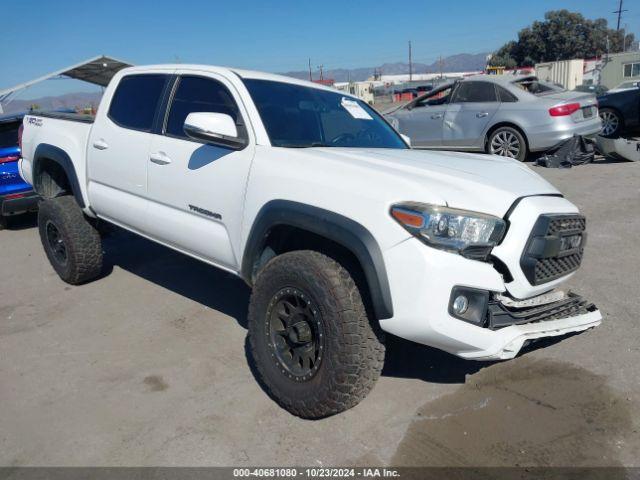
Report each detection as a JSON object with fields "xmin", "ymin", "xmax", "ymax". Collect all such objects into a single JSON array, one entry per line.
[
  {"xmin": 3, "ymin": 211, "xmax": 37, "ymax": 231},
  {"xmin": 102, "ymin": 228, "xmax": 251, "ymax": 329}
]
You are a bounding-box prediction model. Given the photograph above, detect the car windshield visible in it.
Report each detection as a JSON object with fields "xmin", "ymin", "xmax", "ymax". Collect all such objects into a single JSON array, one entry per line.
[{"xmin": 243, "ymin": 79, "xmax": 407, "ymax": 149}]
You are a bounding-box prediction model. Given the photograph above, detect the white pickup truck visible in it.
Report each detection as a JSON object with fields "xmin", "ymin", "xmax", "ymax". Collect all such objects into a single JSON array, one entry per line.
[{"xmin": 20, "ymin": 65, "xmax": 601, "ymax": 418}]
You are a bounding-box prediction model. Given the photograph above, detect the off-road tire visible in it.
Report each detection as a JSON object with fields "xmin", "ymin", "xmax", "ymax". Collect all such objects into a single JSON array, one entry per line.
[
  {"xmin": 487, "ymin": 126, "xmax": 528, "ymax": 162},
  {"xmin": 38, "ymin": 196, "xmax": 103, "ymax": 285},
  {"xmin": 248, "ymin": 250, "xmax": 385, "ymax": 419}
]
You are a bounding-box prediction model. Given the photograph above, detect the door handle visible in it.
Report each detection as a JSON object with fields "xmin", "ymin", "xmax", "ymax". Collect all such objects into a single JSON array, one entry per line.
[
  {"xmin": 431, "ymin": 114, "xmax": 443, "ymax": 119},
  {"xmin": 92, "ymin": 139, "xmax": 109, "ymax": 150},
  {"xmin": 150, "ymin": 152, "xmax": 172, "ymax": 165},
  {"xmin": 476, "ymin": 112, "xmax": 489, "ymax": 118}
]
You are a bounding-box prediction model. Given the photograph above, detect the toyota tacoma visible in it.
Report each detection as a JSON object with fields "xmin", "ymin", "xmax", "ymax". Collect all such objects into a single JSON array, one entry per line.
[{"xmin": 19, "ymin": 65, "xmax": 601, "ymax": 418}]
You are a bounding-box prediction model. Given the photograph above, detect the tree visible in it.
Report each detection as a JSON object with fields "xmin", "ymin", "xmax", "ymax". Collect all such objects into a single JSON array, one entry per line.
[
  {"xmin": 490, "ymin": 10, "xmax": 635, "ymax": 67},
  {"xmin": 488, "ymin": 53, "xmax": 516, "ymax": 69}
]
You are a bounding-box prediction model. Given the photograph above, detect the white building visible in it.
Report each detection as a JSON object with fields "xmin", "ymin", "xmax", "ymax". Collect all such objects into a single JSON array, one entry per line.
[
  {"xmin": 370, "ymin": 71, "xmax": 481, "ymax": 84},
  {"xmin": 334, "ymin": 81, "xmax": 377, "ymax": 104},
  {"xmin": 534, "ymin": 59, "xmax": 584, "ymax": 89}
]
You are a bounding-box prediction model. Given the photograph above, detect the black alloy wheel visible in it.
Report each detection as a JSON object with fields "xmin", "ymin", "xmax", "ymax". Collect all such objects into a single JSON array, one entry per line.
[{"xmin": 266, "ymin": 287, "xmax": 324, "ymax": 382}]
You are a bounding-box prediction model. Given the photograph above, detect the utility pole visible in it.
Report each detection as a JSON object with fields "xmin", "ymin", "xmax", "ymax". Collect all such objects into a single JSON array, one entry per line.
[
  {"xmin": 408, "ymin": 41, "xmax": 413, "ymax": 82},
  {"xmin": 614, "ymin": 0, "xmax": 627, "ymax": 31},
  {"xmin": 308, "ymin": 58, "xmax": 312, "ymax": 81}
]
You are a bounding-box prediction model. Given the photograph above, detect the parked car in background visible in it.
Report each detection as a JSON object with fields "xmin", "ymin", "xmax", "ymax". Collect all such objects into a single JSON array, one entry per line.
[
  {"xmin": 608, "ymin": 80, "xmax": 640, "ymax": 93},
  {"xmin": 574, "ymin": 84, "xmax": 608, "ymax": 96},
  {"xmin": 0, "ymin": 113, "xmax": 38, "ymax": 229},
  {"xmin": 597, "ymin": 86, "xmax": 640, "ymax": 137},
  {"xmin": 385, "ymin": 75, "xmax": 601, "ymax": 161}
]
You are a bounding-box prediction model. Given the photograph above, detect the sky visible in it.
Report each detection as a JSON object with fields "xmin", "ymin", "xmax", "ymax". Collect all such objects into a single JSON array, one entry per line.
[{"xmin": 1, "ymin": 0, "xmax": 638, "ymax": 99}]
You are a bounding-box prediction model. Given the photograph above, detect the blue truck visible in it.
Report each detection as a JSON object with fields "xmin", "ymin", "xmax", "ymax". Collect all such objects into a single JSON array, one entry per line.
[{"xmin": 0, "ymin": 112, "xmax": 39, "ymax": 229}]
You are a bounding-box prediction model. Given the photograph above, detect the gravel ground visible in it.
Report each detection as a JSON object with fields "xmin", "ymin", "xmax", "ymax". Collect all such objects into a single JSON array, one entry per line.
[{"xmin": 0, "ymin": 158, "xmax": 638, "ymax": 467}]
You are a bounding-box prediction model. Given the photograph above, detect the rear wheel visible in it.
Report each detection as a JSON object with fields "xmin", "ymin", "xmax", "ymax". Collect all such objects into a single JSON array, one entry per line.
[
  {"xmin": 599, "ymin": 108, "xmax": 623, "ymax": 138},
  {"xmin": 487, "ymin": 126, "xmax": 527, "ymax": 161},
  {"xmin": 248, "ymin": 250, "xmax": 385, "ymax": 419},
  {"xmin": 38, "ymin": 196, "xmax": 103, "ymax": 285}
]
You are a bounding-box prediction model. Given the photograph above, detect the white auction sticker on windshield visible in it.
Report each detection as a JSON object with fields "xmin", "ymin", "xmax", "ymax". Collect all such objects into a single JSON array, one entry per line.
[{"xmin": 341, "ymin": 97, "xmax": 372, "ymax": 120}]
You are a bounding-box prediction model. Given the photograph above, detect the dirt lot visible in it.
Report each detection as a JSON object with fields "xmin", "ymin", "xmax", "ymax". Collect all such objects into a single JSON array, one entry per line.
[{"xmin": 1, "ymin": 159, "xmax": 639, "ymax": 467}]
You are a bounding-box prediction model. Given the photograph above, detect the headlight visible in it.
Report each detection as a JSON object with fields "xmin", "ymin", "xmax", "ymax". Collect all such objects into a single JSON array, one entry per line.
[{"xmin": 390, "ymin": 202, "xmax": 506, "ymax": 260}]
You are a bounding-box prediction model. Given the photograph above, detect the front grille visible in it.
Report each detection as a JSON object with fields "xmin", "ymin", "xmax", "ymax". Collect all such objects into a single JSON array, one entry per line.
[
  {"xmin": 535, "ymin": 253, "xmax": 583, "ymax": 283},
  {"xmin": 521, "ymin": 214, "xmax": 586, "ymax": 285},
  {"xmin": 487, "ymin": 292, "xmax": 596, "ymax": 329}
]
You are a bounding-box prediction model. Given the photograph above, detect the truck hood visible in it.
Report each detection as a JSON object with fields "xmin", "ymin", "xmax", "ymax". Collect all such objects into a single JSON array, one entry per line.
[{"xmin": 304, "ymin": 148, "xmax": 560, "ymax": 217}]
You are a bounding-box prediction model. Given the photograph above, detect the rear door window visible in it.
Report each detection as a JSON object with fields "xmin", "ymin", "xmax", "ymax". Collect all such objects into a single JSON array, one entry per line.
[
  {"xmin": 108, "ymin": 74, "xmax": 169, "ymax": 131},
  {"xmin": 452, "ymin": 82, "xmax": 498, "ymax": 103},
  {"xmin": 164, "ymin": 76, "xmax": 242, "ymax": 139}
]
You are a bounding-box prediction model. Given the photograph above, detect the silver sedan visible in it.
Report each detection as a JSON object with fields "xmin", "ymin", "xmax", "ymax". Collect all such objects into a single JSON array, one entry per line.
[{"xmin": 385, "ymin": 75, "xmax": 602, "ymax": 161}]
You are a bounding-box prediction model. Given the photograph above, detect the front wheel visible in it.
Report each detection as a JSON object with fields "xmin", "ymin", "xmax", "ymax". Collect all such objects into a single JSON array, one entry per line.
[
  {"xmin": 487, "ymin": 126, "xmax": 527, "ymax": 161},
  {"xmin": 248, "ymin": 250, "xmax": 385, "ymax": 419}
]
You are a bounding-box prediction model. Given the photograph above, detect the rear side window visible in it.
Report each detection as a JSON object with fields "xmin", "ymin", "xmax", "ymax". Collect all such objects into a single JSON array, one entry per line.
[
  {"xmin": 496, "ymin": 85, "xmax": 518, "ymax": 102},
  {"xmin": 165, "ymin": 76, "xmax": 241, "ymax": 139},
  {"xmin": 108, "ymin": 74, "xmax": 168, "ymax": 131},
  {"xmin": 453, "ymin": 82, "xmax": 497, "ymax": 103}
]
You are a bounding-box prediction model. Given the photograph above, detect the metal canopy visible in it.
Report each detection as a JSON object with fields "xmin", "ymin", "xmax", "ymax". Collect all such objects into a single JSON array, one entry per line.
[
  {"xmin": 0, "ymin": 55, "xmax": 132, "ymax": 107},
  {"xmin": 53, "ymin": 55, "xmax": 131, "ymax": 86}
]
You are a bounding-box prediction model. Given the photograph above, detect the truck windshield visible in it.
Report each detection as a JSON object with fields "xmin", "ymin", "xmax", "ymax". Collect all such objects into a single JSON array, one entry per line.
[{"xmin": 243, "ymin": 79, "xmax": 407, "ymax": 149}]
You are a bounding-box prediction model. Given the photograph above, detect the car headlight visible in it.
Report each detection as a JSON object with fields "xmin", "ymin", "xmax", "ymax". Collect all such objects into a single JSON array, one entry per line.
[{"xmin": 390, "ymin": 202, "xmax": 506, "ymax": 260}]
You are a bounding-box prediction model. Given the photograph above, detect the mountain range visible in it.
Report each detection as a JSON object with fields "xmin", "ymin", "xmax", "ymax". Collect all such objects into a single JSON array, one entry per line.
[
  {"xmin": 283, "ymin": 52, "xmax": 489, "ymax": 82},
  {"xmin": 2, "ymin": 92, "xmax": 102, "ymax": 115}
]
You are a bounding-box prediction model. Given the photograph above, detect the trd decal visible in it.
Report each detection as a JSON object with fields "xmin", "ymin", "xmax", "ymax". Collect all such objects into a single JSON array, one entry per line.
[{"xmin": 26, "ymin": 117, "xmax": 43, "ymax": 127}]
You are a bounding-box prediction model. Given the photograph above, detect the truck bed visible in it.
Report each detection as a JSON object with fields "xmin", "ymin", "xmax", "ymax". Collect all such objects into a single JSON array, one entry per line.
[{"xmin": 31, "ymin": 111, "xmax": 95, "ymax": 124}]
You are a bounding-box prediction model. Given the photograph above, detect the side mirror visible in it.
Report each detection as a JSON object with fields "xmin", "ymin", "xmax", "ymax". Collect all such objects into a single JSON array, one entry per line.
[
  {"xmin": 401, "ymin": 134, "xmax": 411, "ymax": 146},
  {"xmin": 184, "ymin": 112, "xmax": 247, "ymax": 150}
]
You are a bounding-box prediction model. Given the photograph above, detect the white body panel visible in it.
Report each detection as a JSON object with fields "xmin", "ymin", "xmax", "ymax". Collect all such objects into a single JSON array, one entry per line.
[
  {"xmin": 20, "ymin": 116, "xmax": 93, "ymax": 210},
  {"xmin": 19, "ymin": 63, "xmax": 601, "ymax": 362}
]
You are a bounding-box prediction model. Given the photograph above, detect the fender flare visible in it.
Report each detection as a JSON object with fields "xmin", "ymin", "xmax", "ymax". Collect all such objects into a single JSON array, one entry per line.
[
  {"xmin": 241, "ymin": 200, "xmax": 394, "ymax": 320},
  {"xmin": 33, "ymin": 143, "xmax": 85, "ymax": 208}
]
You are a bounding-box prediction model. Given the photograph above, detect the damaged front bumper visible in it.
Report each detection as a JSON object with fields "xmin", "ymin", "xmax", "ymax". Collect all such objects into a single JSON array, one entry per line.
[{"xmin": 461, "ymin": 291, "xmax": 602, "ymax": 360}]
